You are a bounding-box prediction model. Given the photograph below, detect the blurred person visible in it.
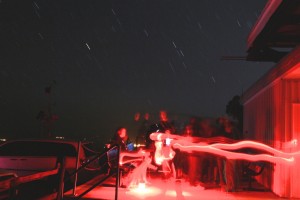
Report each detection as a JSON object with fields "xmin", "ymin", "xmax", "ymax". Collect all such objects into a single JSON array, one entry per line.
[
  {"xmin": 215, "ymin": 116, "xmax": 240, "ymax": 192},
  {"xmin": 136, "ymin": 113, "xmax": 151, "ymax": 148},
  {"xmin": 198, "ymin": 118, "xmax": 217, "ymax": 183},
  {"xmin": 180, "ymin": 124, "xmax": 193, "ymax": 178},
  {"xmin": 159, "ymin": 110, "xmax": 176, "ymax": 133},
  {"xmin": 183, "ymin": 117, "xmax": 204, "ymax": 186},
  {"xmin": 104, "ymin": 127, "xmax": 133, "ymax": 175},
  {"xmin": 109, "ymin": 127, "xmax": 134, "ymax": 151},
  {"xmin": 154, "ymin": 129, "xmax": 176, "ymax": 180},
  {"xmin": 144, "ymin": 110, "xmax": 175, "ymax": 150}
]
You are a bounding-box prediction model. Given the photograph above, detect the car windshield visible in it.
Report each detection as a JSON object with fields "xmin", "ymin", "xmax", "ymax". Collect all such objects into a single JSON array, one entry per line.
[{"xmin": 0, "ymin": 141, "xmax": 77, "ymax": 157}]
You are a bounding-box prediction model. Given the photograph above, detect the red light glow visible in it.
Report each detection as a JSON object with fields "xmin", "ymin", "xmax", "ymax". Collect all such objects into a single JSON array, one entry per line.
[
  {"xmin": 173, "ymin": 142, "xmax": 295, "ymax": 165},
  {"xmin": 150, "ymin": 133, "xmax": 300, "ymax": 165},
  {"xmin": 117, "ymin": 133, "xmax": 299, "ymax": 197},
  {"xmin": 125, "ymin": 178, "xmax": 195, "ymax": 199},
  {"xmin": 120, "ymin": 150, "xmax": 157, "ymax": 188}
]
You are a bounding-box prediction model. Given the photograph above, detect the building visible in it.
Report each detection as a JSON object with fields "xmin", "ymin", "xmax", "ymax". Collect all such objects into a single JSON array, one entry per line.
[{"xmin": 241, "ymin": 0, "xmax": 300, "ymax": 198}]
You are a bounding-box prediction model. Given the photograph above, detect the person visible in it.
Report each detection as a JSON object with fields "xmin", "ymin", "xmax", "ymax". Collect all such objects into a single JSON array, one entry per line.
[
  {"xmin": 159, "ymin": 110, "xmax": 176, "ymax": 133},
  {"xmin": 198, "ymin": 118, "xmax": 216, "ymax": 184},
  {"xmin": 136, "ymin": 113, "xmax": 151, "ymax": 148},
  {"xmin": 183, "ymin": 118, "xmax": 203, "ymax": 186},
  {"xmin": 153, "ymin": 129, "xmax": 176, "ymax": 180},
  {"xmin": 109, "ymin": 127, "xmax": 134, "ymax": 151},
  {"xmin": 214, "ymin": 116, "xmax": 240, "ymax": 192},
  {"xmin": 144, "ymin": 110, "xmax": 174, "ymax": 150},
  {"xmin": 102, "ymin": 127, "xmax": 132, "ymax": 175}
]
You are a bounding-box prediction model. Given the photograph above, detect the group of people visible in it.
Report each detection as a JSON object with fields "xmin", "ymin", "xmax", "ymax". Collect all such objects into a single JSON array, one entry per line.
[
  {"xmin": 106, "ymin": 110, "xmax": 242, "ymax": 192},
  {"xmin": 179, "ymin": 116, "xmax": 242, "ymax": 191}
]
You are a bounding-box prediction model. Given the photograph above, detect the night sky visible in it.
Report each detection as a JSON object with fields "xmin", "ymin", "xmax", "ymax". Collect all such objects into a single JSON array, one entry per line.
[{"xmin": 0, "ymin": 0, "xmax": 273, "ymax": 143}]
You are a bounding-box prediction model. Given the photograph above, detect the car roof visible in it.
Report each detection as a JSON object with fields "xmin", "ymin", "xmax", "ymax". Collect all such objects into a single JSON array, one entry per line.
[
  {"xmin": 0, "ymin": 139, "xmax": 95, "ymax": 159},
  {"xmin": 0, "ymin": 138, "xmax": 91, "ymax": 149}
]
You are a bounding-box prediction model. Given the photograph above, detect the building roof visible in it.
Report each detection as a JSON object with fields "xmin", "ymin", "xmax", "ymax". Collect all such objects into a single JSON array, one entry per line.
[
  {"xmin": 246, "ymin": 0, "xmax": 300, "ymax": 62},
  {"xmin": 241, "ymin": 45, "xmax": 300, "ymax": 104}
]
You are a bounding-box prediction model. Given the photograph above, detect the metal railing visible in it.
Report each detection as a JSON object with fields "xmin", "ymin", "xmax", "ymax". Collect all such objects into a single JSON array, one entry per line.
[{"xmin": 57, "ymin": 144, "xmax": 121, "ymax": 200}]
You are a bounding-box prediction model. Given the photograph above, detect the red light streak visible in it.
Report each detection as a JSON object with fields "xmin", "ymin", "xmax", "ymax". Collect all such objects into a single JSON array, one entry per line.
[
  {"xmin": 150, "ymin": 133, "xmax": 300, "ymax": 165},
  {"xmin": 154, "ymin": 140, "xmax": 175, "ymax": 166},
  {"xmin": 119, "ymin": 150, "xmax": 157, "ymax": 188},
  {"xmin": 119, "ymin": 133, "xmax": 299, "ymax": 194},
  {"xmin": 173, "ymin": 142, "xmax": 294, "ymax": 165},
  {"xmin": 120, "ymin": 150, "xmax": 148, "ymax": 165}
]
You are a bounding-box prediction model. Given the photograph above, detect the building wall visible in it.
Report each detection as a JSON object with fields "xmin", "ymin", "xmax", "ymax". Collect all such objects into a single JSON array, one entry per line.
[
  {"xmin": 283, "ymin": 79, "xmax": 300, "ymax": 198},
  {"xmin": 243, "ymin": 78, "xmax": 300, "ymax": 197}
]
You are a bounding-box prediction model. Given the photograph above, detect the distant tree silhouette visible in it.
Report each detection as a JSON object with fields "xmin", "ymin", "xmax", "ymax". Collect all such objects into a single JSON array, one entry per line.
[{"xmin": 226, "ymin": 95, "xmax": 243, "ymax": 134}]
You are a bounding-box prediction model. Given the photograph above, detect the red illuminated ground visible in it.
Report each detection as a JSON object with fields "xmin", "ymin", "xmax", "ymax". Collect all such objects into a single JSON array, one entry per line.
[{"xmin": 62, "ymin": 174, "xmax": 285, "ymax": 200}]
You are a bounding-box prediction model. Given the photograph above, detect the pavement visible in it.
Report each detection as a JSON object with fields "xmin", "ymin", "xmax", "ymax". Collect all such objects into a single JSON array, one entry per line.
[{"xmin": 61, "ymin": 174, "xmax": 294, "ymax": 200}]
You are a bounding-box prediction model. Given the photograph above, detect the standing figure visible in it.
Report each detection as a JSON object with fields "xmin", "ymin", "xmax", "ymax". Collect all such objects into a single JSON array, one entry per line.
[
  {"xmin": 136, "ymin": 113, "xmax": 151, "ymax": 148},
  {"xmin": 153, "ymin": 130, "xmax": 176, "ymax": 180},
  {"xmin": 183, "ymin": 118, "xmax": 203, "ymax": 186},
  {"xmin": 110, "ymin": 127, "xmax": 133, "ymax": 151},
  {"xmin": 215, "ymin": 117, "xmax": 240, "ymax": 192},
  {"xmin": 159, "ymin": 110, "xmax": 175, "ymax": 133}
]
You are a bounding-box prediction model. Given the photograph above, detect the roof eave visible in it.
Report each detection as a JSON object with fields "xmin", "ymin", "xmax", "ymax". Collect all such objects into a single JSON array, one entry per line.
[{"xmin": 247, "ymin": 0, "xmax": 283, "ymax": 50}]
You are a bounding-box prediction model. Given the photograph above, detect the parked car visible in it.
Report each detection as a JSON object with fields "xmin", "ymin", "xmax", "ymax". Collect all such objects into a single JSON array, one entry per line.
[{"xmin": 0, "ymin": 139, "xmax": 102, "ymax": 188}]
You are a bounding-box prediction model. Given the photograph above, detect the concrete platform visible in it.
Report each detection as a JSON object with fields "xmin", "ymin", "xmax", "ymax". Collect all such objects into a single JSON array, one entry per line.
[{"xmin": 62, "ymin": 174, "xmax": 293, "ymax": 200}]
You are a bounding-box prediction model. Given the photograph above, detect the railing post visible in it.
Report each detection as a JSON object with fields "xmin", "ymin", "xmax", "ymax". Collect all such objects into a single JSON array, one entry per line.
[
  {"xmin": 73, "ymin": 141, "xmax": 81, "ymax": 196},
  {"xmin": 115, "ymin": 145, "xmax": 120, "ymax": 200},
  {"xmin": 57, "ymin": 157, "xmax": 66, "ymax": 200},
  {"xmin": 9, "ymin": 178, "xmax": 18, "ymax": 199}
]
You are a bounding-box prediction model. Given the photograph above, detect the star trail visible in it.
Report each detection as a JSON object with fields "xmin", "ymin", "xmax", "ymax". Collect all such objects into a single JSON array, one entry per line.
[{"xmin": 0, "ymin": 0, "xmax": 273, "ymax": 143}]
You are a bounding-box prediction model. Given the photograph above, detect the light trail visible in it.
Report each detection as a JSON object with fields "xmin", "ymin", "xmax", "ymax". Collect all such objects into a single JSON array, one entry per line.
[
  {"xmin": 119, "ymin": 150, "xmax": 157, "ymax": 188},
  {"xmin": 119, "ymin": 133, "xmax": 299, "ymax": 192},
  {"xmin": 150, "ymin": 133, "xmax": 300, "ymax": 165},
  {"xmin": 173, "ymin": 142, "xmax": 294, "ymax": 165}
]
